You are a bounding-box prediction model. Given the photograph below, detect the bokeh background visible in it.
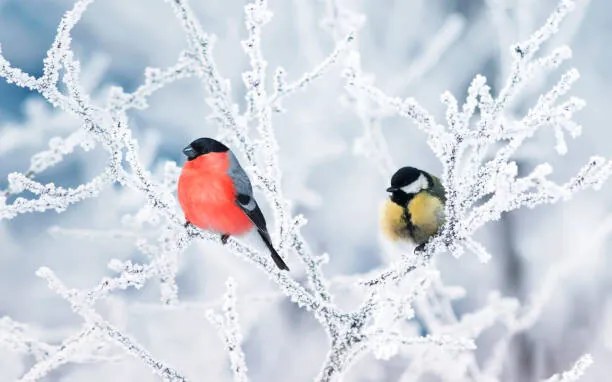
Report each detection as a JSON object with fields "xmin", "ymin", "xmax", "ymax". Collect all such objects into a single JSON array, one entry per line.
[{"xmin": 0, "ymin": 0, "xmax": 610, "ymax": 381}]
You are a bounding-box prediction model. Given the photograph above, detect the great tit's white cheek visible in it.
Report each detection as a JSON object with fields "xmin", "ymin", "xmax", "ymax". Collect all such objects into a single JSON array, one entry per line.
[{"xmin": 400, "ymin": 174, "xmax": 428, "ymax": 194}]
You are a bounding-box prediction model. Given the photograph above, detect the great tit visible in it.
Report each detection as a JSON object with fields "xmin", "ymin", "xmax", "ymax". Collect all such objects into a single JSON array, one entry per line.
[
  {"xmin": 178, "ymin": 137, "xmax": 290, "ymax": 271},
  {"xmin": 381, "ymin": 166, "xmax": 446, "ymax": 250}
]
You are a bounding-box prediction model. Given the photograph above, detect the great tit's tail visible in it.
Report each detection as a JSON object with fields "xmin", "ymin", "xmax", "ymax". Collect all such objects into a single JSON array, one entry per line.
[{"xmin": 258, "ymin": 230, "xmax": 289, "ymax": 271}]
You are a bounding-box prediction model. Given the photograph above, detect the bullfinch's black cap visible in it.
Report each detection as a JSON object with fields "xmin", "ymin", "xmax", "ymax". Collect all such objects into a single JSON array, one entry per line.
[
  {"xmin": 183, "ymin": 137, "xmax": 229, "ymax": 160},
  {"xmin": 386, "ymin": 167, "xmax": 422, "ymax": 192}
]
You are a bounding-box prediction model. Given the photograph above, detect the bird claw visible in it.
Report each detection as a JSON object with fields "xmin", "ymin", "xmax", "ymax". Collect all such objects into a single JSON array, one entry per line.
[
  {"xmin": 221, "ymin": 234, "xmax": 229, "ymax": 244},
  {"xmin": 184, "ymin": 220, "xmax": 191, "ymax": 228},
  {"xmin": 414, "ymin": 243, "xmax": 426, "ymax": 254}
]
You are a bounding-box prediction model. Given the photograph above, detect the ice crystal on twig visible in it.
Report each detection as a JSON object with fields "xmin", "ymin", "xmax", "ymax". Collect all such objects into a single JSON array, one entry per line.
[
  {"xmin": 206, "ymin": 278, "xmax": 248, "ymax": 382},
  {"xmin": 543, "ymin": 354, "xmax": 594, "ymax": 382}
]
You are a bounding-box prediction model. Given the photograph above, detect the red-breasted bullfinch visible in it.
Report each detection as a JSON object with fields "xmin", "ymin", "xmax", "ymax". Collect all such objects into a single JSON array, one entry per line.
[{"xmin": 178, "ymin": 137, "xmax": 290, "ymax": 270}]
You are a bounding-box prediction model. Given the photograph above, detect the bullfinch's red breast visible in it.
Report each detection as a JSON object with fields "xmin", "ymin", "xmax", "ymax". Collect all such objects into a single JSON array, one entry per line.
[{"xmin": 178, "ymin": 137, "xmax": 289, "ymax": 271}]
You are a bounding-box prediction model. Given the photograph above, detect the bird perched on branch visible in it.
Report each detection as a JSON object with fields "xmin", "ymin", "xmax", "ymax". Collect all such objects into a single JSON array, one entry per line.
[
  {"xmin": 381, "ymin": 166, "xmax": 446, "ymax": 251},
  {"xmin": 177, "ymin": 137, "xmax": 289, "ymax": 271}
]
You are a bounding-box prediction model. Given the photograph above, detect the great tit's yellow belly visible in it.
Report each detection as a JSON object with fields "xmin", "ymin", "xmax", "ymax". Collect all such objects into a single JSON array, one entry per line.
[
  {"xmin": 381, "ymin": 199, "xmax": 410, "ymax": 241},
  {"xmin": 381, "ymin": 192, "xmax": 445, "ymax": 245},
  {"xmin": 408, "ymin": 192, "xmax": 445, "ymax": 244}
]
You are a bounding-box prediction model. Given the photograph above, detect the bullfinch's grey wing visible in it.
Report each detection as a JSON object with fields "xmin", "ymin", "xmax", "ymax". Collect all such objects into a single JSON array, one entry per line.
[
  {"xmin": 228, "ymin": 154, "xmax": 289, "ymax": 271},
  {"xmin": 235, "ymin": 193, "xmax": 266, "ymax": 230},
  {"xmin": 227, "ymin": 153, "xmax": 254, "ymax": 197},
  {"xmin": 235, "ymin": 194, "xmax": 289, "ymax": 270}
]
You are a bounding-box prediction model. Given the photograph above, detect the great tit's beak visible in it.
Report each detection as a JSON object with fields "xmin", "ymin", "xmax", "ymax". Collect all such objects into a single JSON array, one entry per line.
[
  {"xmin": 182, "ymin": 145, "xmax": 197, "ymax": 159},
  {"xmin": 386, "ymin": 187, "xmax": 397, "ymax": 193}
]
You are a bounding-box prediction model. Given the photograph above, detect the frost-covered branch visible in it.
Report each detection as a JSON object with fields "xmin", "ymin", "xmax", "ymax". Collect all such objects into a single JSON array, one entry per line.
[
  {"xmin": 0, "ymin": 0, "xmax": 610, "ymax": 380},
  {"xmin": 338, "ymin": 0, "xmax": 609, "ymax": 380},
  {"xmin": 543, "ymin": 354, "xmax": 593, "ymax": 382},
  {"xmin": 345, "ymin": 0, "xmax": 610, "ymax": 263},
  {"xmin": 31, "ymin": 267, "xmax": 188, "ymax": 381},
  {"xmin": 0, "ymin": 317, "xmax": 63, "ymax": 362},
  {"xmin": 18, "ymin": 325, "xmax": 104, "ymax": 382},
  {"xmin": 268, "ymin": 31, "xmax": 354, "ymax": 112},
  {"xmin": 483, "ymin": 214, "xmax": 612, "ymax": 378},
  {"xmin": 1, "ymin": 167, "xmax": 114, "ymax": 220},
  {"xmin": 206, "ymin": 278, "xmax": 248, "ymax": 382}
]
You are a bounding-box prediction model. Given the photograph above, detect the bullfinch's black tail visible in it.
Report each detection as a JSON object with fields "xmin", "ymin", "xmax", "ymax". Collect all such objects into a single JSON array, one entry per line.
[{"xmin": 258, "ymin": 230, "xmax": 289, "ymax": 271}]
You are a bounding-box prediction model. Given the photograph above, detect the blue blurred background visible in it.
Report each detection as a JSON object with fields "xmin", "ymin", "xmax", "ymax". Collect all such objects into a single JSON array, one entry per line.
[{"xmin": 1, "ymin": 0, "xmax": 611, "ymax": 380}]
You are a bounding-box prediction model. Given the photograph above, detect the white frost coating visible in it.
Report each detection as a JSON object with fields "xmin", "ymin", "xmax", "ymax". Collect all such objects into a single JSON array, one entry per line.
[
  {"xmin": 543, "ymin": 354, "xmax": 594, "ymax": 382},
  {"xmin": 31, "ymin": 267, "xmax": 188, "ymax": 382},
  {"xmin": 206, "ymin": 278, "xmax": 249, "ymax": 382},
  {"xmin": 341, "ymin": 0, "xmax": 608, "ymax": 380},
  {"xmin": 0, "ymin": 0, "xmax": 609, "ymax": 381},
  {"xmin": 17, "ymin": 326, "xmax": 121, "ymax": 382},
  {"xmin": 0, "ymin": 317, "xmax": 63, "ymax": 363},
  {"xmin": 346, "ymin": 0, "xmax": 610, "ymax": 260},
  {"xmin": 0, "ymin": 317, "xmax": 120, "ymax": 372},
  {"xmin": 1, "ymin": 169, "xmax": 114, "ymax": 219}
]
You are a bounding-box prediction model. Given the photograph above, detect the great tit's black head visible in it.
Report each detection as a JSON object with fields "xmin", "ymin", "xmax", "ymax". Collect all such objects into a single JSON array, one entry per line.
[
  {"xmin": 386, "ymin": 167, "xmax": 431, "ymax": 203},
  {"xmin": 183, "ymin": 137, "xmax": 229, "ymax": 160}
]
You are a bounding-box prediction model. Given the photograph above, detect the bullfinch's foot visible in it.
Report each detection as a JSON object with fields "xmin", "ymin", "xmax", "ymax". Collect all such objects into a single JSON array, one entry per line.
[
  {"xmin": 221, "ymin": 234, "xmax": 229, "ymax": 244},
  {"xmin": 184, "ymin": 220, "xmax": 192, "ymax": 228}
]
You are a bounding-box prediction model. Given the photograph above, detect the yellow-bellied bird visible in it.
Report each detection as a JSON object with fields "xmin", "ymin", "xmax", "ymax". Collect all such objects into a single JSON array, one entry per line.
[{"xmin": 381, "ymin": 167, "xmax": 446, "ymax": 251}]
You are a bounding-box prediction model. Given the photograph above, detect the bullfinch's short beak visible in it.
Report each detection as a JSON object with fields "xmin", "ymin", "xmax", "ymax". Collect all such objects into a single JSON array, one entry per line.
[
  {"xmin": 183, "ymin": 145, "xmax": 197, "ymax": 159},
  {"xmin": 386, "ymin": 187, "xmax": 397, "ymax": 192}
]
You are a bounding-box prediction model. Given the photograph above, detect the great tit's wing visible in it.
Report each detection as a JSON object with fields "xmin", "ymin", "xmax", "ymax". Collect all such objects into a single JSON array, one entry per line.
[{"xmin": 428, "ymin": 175, "xmax": 446, "ymax": 202}]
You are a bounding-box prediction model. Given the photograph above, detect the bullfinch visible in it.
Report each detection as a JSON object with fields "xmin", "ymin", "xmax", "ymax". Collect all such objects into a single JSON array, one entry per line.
[
  {"xmin": 178, "ymin": 137, "xmax": 289, "ymax": 270},
  {"xmin": 381, "ymin": 166, "xmax": 446, "ymax": 251}
]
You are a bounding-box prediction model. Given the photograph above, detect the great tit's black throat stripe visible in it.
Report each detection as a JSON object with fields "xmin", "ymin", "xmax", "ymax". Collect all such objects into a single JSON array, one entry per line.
[
  {"xmin": 403, "ymin": 207, "xmax": 417, "ymax": 238},
  {"xmin": 390, "ymin": 190, "xmax": 418, "ymax": 238},
  {"xmin": 390, "ymin": 190, "xmax": 415, "ymax": 206}
]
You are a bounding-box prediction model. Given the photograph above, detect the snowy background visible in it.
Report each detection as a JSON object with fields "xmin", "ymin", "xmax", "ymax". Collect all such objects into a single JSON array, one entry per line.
[{"xmin": 0, "ymin": 0, "xmax": 610, "ymax": 381}]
